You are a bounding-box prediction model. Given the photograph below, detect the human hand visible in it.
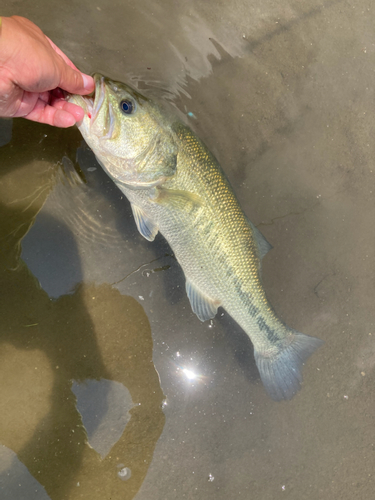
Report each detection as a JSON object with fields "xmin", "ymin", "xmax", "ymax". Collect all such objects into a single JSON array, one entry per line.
[{"xmin": 0, "ymin": 16, "xmax": 94, "ymax": 128}]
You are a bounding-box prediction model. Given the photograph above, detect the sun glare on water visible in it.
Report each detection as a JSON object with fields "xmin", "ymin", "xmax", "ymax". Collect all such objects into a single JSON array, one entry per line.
[{"xmin": 182, "ymin": 368, "xmax": 198, "ymax": 380}]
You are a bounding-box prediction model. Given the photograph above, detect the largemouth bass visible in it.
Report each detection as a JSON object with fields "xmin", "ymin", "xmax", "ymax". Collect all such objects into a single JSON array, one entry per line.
[{"xmin": 69, "ymin": 74, "xmax": 323, "ymax": 401}]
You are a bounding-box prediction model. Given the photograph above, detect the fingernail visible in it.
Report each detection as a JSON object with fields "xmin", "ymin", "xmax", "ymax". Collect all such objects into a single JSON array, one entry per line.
[{"xmin": 82, "ymin": 74, "xmax": 94, "ymax": 91}]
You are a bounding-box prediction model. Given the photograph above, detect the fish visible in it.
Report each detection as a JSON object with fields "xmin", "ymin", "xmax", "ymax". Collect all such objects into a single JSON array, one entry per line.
[{"xmin": 68, "ymin": 74, "xmax": 323, "ymax": 401}]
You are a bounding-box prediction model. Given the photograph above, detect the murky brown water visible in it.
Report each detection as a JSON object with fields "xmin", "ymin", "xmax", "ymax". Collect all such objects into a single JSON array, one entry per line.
[{"xmin": 1, "ymin": 1, "xmax": 375, "ymax": 499}]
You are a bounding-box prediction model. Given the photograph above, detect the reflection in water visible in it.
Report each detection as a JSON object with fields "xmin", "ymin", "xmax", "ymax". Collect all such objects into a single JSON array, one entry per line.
[
  {"xmin": 173, "ymin": 355, "xmax": 206, "ymax": 385},
  {"xmin": 0, "ymin": 445, "xmax": 51, "ymax": 500},
  {"xmin": 71, "ymin": 379, "xmax": 134, "ymax": 459},
  {"xmin": 21, "ymin": 137, "xmax": 158, "ymax": 298},
  {"xmin": 182, "ymin": 368, "xmax": 199, "ymax": 381},
  {"xmin": 0, "ymin": 119, "xmax": 165, "ymax": 499},
  {"xmin": 0, "ymin": 118, "xmax": 12, "ymax": 147}
]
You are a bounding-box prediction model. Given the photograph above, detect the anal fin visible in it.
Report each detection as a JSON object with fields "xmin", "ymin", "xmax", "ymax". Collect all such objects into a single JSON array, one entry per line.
[
  {"xmin": 131, "ymin": 204, "xmax": 159, "ymax": 241},
  {"xmin": 186, "ymin": 279, "xmax": 220, "ymax": 322}
]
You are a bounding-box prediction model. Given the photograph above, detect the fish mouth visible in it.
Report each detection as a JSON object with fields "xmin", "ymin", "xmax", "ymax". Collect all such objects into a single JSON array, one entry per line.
[
  {"xmin": 67, "ymin": 74, "xmax": 105, "ymax": 120},
  {"xmin": 90, "ymin": 74, "xmax": 106, "ymax": 122},
  {"xmin": 75, "ymin": 74, "xmax": 117, "ymax": 140}
]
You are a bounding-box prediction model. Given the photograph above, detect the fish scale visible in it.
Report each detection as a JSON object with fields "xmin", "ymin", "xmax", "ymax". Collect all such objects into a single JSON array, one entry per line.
[
  {"xmin": 168, "ymin": 126, "xmax": 263, "ymax": 306},
  {"xmin": 69, "ymin": 74, "xmax": 323, "ymax": 401}
]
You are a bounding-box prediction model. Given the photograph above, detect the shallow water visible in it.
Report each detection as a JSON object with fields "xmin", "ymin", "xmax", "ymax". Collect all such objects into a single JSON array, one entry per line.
[{"xmin": 1, "ymin": 1, "xmax": 375, "ymax": 499}]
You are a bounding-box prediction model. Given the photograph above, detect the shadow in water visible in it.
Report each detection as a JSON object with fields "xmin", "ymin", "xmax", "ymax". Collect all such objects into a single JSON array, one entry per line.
[
  {"xmin": 216, "ymin": 310, "xmax": 259, "ymax": 383},
  {"xmin": 0, "ymin": 119, "xmax": 165, "ymax": 500}
]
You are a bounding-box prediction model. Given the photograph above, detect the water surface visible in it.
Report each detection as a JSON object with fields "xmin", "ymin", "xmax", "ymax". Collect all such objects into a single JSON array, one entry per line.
[{"xmin": 1, "ymin": 1, "xmax": 375, "ymax": 499}]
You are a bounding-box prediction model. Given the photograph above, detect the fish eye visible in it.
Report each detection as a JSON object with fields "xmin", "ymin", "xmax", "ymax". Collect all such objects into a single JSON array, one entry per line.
[{"xmin": 120, "ymin": 99, "xmax": 135, "ymax": 114}]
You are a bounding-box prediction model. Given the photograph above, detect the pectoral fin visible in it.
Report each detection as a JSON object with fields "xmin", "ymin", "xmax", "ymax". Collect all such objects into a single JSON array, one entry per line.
[
  {"xmin": 131, "ymin": 204, "xmax": 159, "ymax": 241},
  {"xmin": 153, "ymin": 187, "xmax": 203, "ymax": 210},
  {"xmin": 186, "ymin": 279, "xmax": 220, "ymax": 321}
]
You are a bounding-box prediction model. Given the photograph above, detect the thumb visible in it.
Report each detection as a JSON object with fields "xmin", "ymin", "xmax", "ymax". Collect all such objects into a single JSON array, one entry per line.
[
  {"xmin": 46, "ymin": 36, "xmax": 94, "ymax": 94},
  {"xmin": 58, "ymin": 62, "xmax": 94, "ymax": 95}
]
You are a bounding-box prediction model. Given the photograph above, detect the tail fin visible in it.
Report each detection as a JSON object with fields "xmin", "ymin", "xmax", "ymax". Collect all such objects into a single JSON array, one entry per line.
[{"xmin": 254, "ymin": 331, "xmax": 323, "ymax": 401}]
